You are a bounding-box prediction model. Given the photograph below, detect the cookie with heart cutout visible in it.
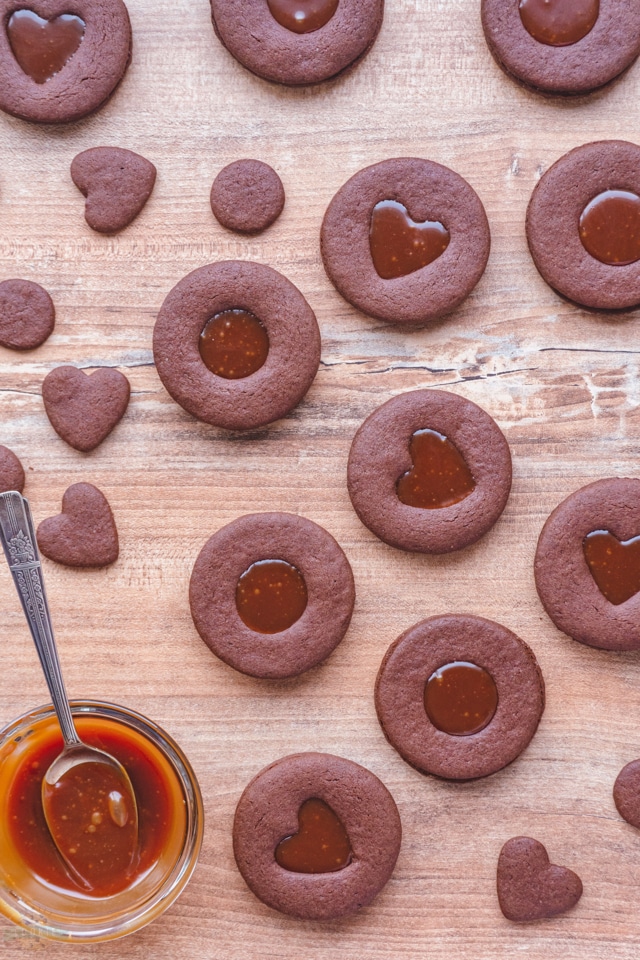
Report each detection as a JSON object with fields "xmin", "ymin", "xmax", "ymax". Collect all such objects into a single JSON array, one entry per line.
[
  {"xmin": 0, "ymin": 279, "xmax": 55, "ymax": 350},
  {"xmin": 497, "ymin": 837, "xmax": 583, "ymax": 922},
  {"xmin": 71, "ymin": 147, "xmax": 156, "ymax": 234},
  {"xmin": 321, "ymin": 157, "xmax": 490, "ymax": 326},
  {"xmin": 42, "ymin": 366, "xmax": 130, "ymax": 452},
  {"xmin": 0, "ymin": 446, "xmax": 25, "ymax": 493},
  {"xmin": 37, "ymin": 482, "xmax": 118, "ymax": 567},
  {"xmin": 535, "ymin": 478, "xmax": 640, "ymax": 650},
  {"xmin": 0, "ymin": 0, "xmax": 132, "ymax": 124}
]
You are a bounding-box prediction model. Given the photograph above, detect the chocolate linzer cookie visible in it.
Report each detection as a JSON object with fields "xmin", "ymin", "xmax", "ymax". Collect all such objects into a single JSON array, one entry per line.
[
  {"xmin": 233, "ymin": 752, "xmax": 401, "ymax": 919},
  {"xmin": 0, "ymin": 0, "xmax": 132, "ymax": 124},
  {"xmin": 497, "ymin": 837, "xmax": 583, "ymax": 922},
  {"xmin": 37, "ymin": 482, "xmax": 118, "ymax": 568},
  {"xmin": 42, "ymin": 366, "xmax": 130, "ymax": 452},
  {"xmin": 210, "ymin": 160, "xmax": 284, "ymax": 234},
  {"xmin": 535, "ymin": 478, "xmax": 640, "ymax": 651},
  {"xmin": 614, "ymin": 760, "xmax": 640, "ymax": 829},
  {"xmin": 347, "ymin": 390, "xmax": 511, "ymax": 554},
  {"xmin": 0, "ymin": 446, "xmax": 25, "ymax": 493},
  {"xmin": 321, "ymin": 158, "xmax": 490, "ymax": 326},
  {"xmin": 527, "ymin": 141, "xmax": 640, "ymax": 310},
  {"xmin": 482, "ymin": 0, "xmax": 640, "ymax": 96},
  {"xmin": 71, "ymin": 147, "xmax": 156, "ymax": 234},
  {"xmin": 189, "ymin": 513, "xmax": 355, "ymax": 679},
  {"xmin": 0, "ymin": 279, "xmax": 54, "ymax": 350},
  {"xmin": 153, "ymin": 261, "xmax": 321, "ymax": 431},
  {"xmin": 375, "ymin": 615, "xmax": 545, "ymax": 780},
  {"xmin": 210, "ymin": 0, "xmax": 384, "ymax": 86}
]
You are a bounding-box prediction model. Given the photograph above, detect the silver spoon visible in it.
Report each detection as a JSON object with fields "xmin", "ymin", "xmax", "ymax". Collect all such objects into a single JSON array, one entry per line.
[{"xmin": 0, "ymin": 490, "xmax": 138, "ymax": 891}]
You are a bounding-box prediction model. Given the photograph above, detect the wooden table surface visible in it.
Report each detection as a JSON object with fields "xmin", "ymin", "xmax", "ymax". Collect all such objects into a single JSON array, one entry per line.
[{"xmin": 1, "ymin": 1, "xmax": 640, "ymax": 957}]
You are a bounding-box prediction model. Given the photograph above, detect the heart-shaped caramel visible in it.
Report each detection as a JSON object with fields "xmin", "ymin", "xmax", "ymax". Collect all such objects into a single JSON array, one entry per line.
[
  {"xmin": 275, "ymin": 797, "xmax": 352, "ymax": 873},
  {"xmin": 497, "ymin": 837, "xmax": 583, "ymax": 922},
  {"xmin": 8, "ymin": 10, "xmax": 85, "ymax": 84},
  {"xmin": 583, "ymin": 530, "xmax": 640, "ymax": 605},
  {"xmin": 397, "ymin": 429, "xmax": 475, "ymax": 509},
  {"xmin": 37, "ymin": 483, "xmax": 119, "ymax": 568},
  {"xmin": 370, "ymin": 200, "xmax": 450, "ymax": 280},
  {"xmin": 267, "ymin": 0, "xmax": 339, "ymax": 34}
]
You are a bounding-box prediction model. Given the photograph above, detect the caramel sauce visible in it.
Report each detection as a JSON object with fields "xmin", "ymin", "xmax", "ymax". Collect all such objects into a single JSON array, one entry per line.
[
  {"xmin": 267, "ymin": 0, "xmax": 339, "ymax": 34},
  {"xmin": 370, "ymin": 200, "xmax": 450, "ymax": 280},
  {"xmin": 518, "ymin": 0, "xmax": 599, "ymax": 47},
  {"xmin": 236, "ymin": 559, "xmax": 308, "ymax": 634},
  {"xmin": 583, "ymin": 530, "xmax": 640, "ymax": 605},
  {"xmin": 397, "ymin": 429, "xmax": 476, "ymax": 509},
  {"xmin": 7, "ymin": 10, "xmax": 85, "ymax": 84},
  {"xmin": 199, "ymin": 309, "xmax": 269, "ymax": 380},
  {"xmin": 275, "ymin": 798, "xmax": 352, "ymax": 873},
  {"xmin": 579, "ymin": 190, "xmax": 640, "ymax": 266},
  {"xmin": 424, "ymin": 662, "xmax": 498, "ymax": 736}
]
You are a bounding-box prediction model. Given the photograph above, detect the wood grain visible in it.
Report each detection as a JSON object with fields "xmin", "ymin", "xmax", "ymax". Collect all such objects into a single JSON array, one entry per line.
[{"xmin": 1, "ymin": 1, "xmax": 640, "ymax": 957}]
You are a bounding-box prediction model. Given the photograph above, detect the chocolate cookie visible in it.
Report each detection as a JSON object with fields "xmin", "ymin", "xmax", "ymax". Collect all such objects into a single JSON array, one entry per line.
[
  {"xmin": 482, "ymin": 0, "xmax": 640, "ymax": 96},
  {"xmin": 233, "ymin": 752, "xmax": 401, "ymax": 919},
  {"xmin": 0, "ymin": 0, "xmax": 132, "ymax": 124},
  {"xmin": 497, "ymin": 837, "xmax": 583, "ymax": 922},
  {"xmin": 527, "ymin": 141, "xmax": 640, "ymax": 310},
  {"xmin": 189, "ymin": 513, "xmax": 355, "ymax": 679},
  {"xmin": 321, "ymin": 158, "xmax": 490, "ymax": 326},
  {"xmin": 210, "ymin": 160, "xmax": 284, "ymax": 234},
  {"xmin": 614, "ymin": 760, "xmax": 640, "ymax": 829},
  {"xmin": 153, "ymin": 261, "xmax": 321, "ymax": 431},
  {"xmin": 42, "ymin": 366, "xmax": 130, "ymax": 452},
  {"xmin": 0, "ymin": 279, "xmax": 54, "ymax": 350},
  {"xmin": 375, "ymin": 615, "xmax": 545, "ymax": 781},
  {"xmin": 71, "ymin": 147, "xmax": 156, "ymax": 234},
  {"xmin": 210, "ymin": 0, "xmax": 384, "ymax": 86},
  {"xmin": 37, "ymin": 482, "xmax": 118, "ymax": 568},
  {"xmin": 0, "ymin": 446, "xmax": 25, "ymax": 493},
  {"xmin": 347, "ymin": 390, "xmax": 511, "ymax": 554}
]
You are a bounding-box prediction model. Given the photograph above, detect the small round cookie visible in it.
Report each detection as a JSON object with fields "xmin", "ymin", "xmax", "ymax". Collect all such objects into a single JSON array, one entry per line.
[
  {"xmin": 210, "ymin": 0, "xmax": 384, "ymax": 86},
  {"xmin": 189, "ymin": 513, "xmax": 355, "ymax": 679},
  {"xmin": 535, "ymin": 478, "xmax": 640, "ymax": 651},
  {"xmin": 527, "ymin": 141, "xmax": 640, "ymax": 310},
  {"xmin": 0, "ymin": 279, "xmax": 54, "ymax": 350},
  {"xmin": 321, "ymin": 158, "xmax": 490, "ymax": 326},
  {"xmin": 0, "ymin": 0, "xmax": 132, "ymax": 124},
  {"xmin": 153, "ymin": 261, "xmax": 321, "ymax": 431},
  {"xmin": 347, "ymin": 390, "xmax": 512, "ymax": 554},
  {"xmin": 0, "ymin": 446, "xmax": 25, "ymax": 493},
  {"xmin": 375, "ymin": 615, "xmax": 545, "ymax": 781},
  {"xmin": 482, "ymin": 0, "xmax": 640, "ymax": 96},
  {"xmin": 233, "ymin": 752, "xmax": 401, "ymax": 919},
  {"xmin": 210, "ymin": 160, "xmax": 284, "ymax": 234},
  {"xmin": 614, "ymin": 760, "xmax": 640, "ymax": 829}
]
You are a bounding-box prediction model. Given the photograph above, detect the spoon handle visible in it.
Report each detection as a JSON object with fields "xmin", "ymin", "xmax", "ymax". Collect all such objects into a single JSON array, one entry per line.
[{"xmin": 0, "ymin": 491, "xmax": 80, "ymax": 746}]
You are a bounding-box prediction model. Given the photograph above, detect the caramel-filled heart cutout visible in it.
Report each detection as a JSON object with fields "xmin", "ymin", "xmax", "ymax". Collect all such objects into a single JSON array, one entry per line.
[
  {"xmin": 370, "ymin": 200, "xmax": 450, "ymax": 280},
  {"xmin": 267, "ymin": 0, "xmax": 339, "ymax": 34},
  {"xmin": 583, "ymin": 530, "xmax": 640, "ymax": 605},
  {"xmin": 275, "ymin": 797, "xmax": 352, "ymax": 873},
  {"xmin": 37, "ymin": 483, "xmax": 119, "ymax": 568},
  {"xmin": 497, "ymin": 837, "xmax": 582, "ymax": 922},
  {"xmin": 397, "ymin": 428, "xmax": 476, "ymax": 509},
  {"xmin": 42, "ymin": 366, "xmax": 130, "ymax": 452},
  {"xmin": 8, "ymin": 10, "xmax": 85, "ymax": 84}
]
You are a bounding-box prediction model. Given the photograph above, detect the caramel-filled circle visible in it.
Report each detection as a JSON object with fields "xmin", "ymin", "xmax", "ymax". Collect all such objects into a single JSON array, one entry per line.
[
  {"xmin": 8, "ymin": 10, "xmax": 85, "ymax": 84},
  {"xmin": 236, "ymin": 559, "xmax": 308, "ymax": 634},
  {"xmin": 397, "ymin": 429, "xmax": 476, "ymax": 509},
  {"xmin": 275, "ymin": 798, "xmax": 352, "ymax": 873},
  {"xmin": 583, "ymin": 530, "xmax": 640, "ymax": 606},
  {"xmin": 424, "ymin": 661, "xmax": 498, "ymax": 736},
  {"xmin": 199, "ymin": 309, "xmax": 269, "ymax": 380},
  {"xmin": 370, "ymin": 200, "xmax": 450, "ymax": 280},
  {"xmin": 579, "ymin": 190, "xmax": 640, "ymax": 266},
  {"xmin": 518, "ymin": 0, "xmax": 599, "ymax": 47},
  {"xmin": 267, "ymin": 0, "xmax": 339, "ymax": 34}
]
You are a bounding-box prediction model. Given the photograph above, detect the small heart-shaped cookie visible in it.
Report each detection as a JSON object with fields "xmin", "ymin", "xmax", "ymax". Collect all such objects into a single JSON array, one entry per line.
[
  {"xmin": 0, "ymin": 445, "xmax": 25, "ymax": 493},
  {"xmin": 497, "ymin": 837, "xmax": 583, "ymax": 922},
  {"xmin": 275, "ymin": 798, "xmax": 352, "ymax": 874},
  {"xmin": 71, "ymin": 147, "xmax": 157, "ymax": 234},
  {"xmin": 42, "ymin": 366, "xmax": 130, "ymax": 452},
  {"xmin": 37, "ymin": 483, "xmax": 118, "ymax": 568}
]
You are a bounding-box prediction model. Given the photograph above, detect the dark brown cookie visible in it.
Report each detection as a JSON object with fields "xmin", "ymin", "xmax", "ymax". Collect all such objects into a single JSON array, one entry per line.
[
  {"xmin": 210, "ymin": 0, "xmax": 384, "ymax": 86},
  {"xmin": 37, "ymin": 482, "xmax": 118, "ymax": 568},
  {"xmin": 71, "ymin": 147, "xmax": 156, "ymax": 234},
  {"xmin": 497, "ymin": 837, "xmax": 583, "ymax": 922},
  {"xmin": 210, "ymin": 160, "xmax": 284, "ymax": 234},
  {"xmin": 482, "ymin": 0, "xmax": 640, "ymax": 96},
  {"xmin": 375, "ymin": 615, "xmax": 545, "ymax": 781},
  {"xmin": 535, "ymin": 478, "xmax": 640, "ymax": 651},
  {"xmin": 614, "ymin": 760, "xmax": 640, "ymax": 828},
  {"xmin": 189, "ymin": 513, "xmax": 355, "ymax": 679},
  {"xmin": 0, "ymin": 446, "xmax": 25, "ymax": 493},
  {"xmin": 0, "ymin": 0, "xmax": 132, "ymax": 124},
  {"xmin": 233, "ymin": 752, "xmax": 401, "ymax": 919},
  {"xmin": 527, "ymin": 141, "xmax": 640, "ymax": 310},
  {"xmin": 321, "ymin": 158, "xmax": 490, "ymax": 326},
  {"xmin": 42, "ymin": 366, "xmax": 130, "ymax": 452},
  {"xmin": 347, "ymin": 390, "xmax": 512, "ymax": 554},
  {"xmin": 0, "ymin": 279, "xmax": 54, "ymax": 350},
  {"xmin": 153, "ymin": 261, "xmax": 321, "ymax": 431}
]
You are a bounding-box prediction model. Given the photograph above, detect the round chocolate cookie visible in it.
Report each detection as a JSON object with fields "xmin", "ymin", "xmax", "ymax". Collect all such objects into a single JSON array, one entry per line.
[
  {"xmin": 321, "ymin": 158, "xmax": 490, "ymax": 326},
  {"xmin": 233, "ymin": 752, "xmax": 401, "ymax": 919},
  {"xmin": 0, "ymin": 446, "xmax": 25, "ymax": 493},
  {"xmin": 535, "ymin": 478, "xmax": 640, "ymax": 651},
  {"xmin": 209, "ymin": 0, "xmax": 384, "ymax": 86},
  {"xmin": 347, "ymin": 389, "xmax": 512, "ymax": 554},
  {"xmin": 0, "ymin": 0, "xmax": 132, "ymax": 124},
  {"xmin": 153, "ymin": 261, "xmax": 321, "ymax": 431},
  {"xmin": 482, "ymin": 0, "xmax": 640, "ymax": 96},
  {"xmin": 527, "ymin": 141, "xmax": 640, "ymax": 310},
  {"xmin": 210, "ymin": 160, "xmax": 284, "ymax": 234},
  {"xmin": 0, "ymin": 279, "xmax": 54, "ymax": 350},
  {"xmin": 375, "ymin": 615, "xmax": 545, "ymax": 781},
  {"xmin": 189, "ymin": 513, "xmax": 355, "ymax": 679},
  {"xmin": 614, "ymin": 760, "xmax": 640, "ymax": 829}
]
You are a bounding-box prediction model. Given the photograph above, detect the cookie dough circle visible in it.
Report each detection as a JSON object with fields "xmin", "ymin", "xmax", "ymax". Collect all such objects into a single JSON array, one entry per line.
[
  {"xmin": 153, "ymin": 261, "xmax": 321, "ymax": 430},
  {"xmin": 614, "ymin": 760, "xmax": 640, "ymax": 828},
  {"xmin": 375, "ymin": 615, "xmax": 545, "ymax": 781},
  {"xmin": 0, "ymin": 446, "xmax": 25, "ymax": 493},
  {"xmin": 527, "ymin": 141, "xmax": 640, "ymax": 310},
  {"xmin": 189, "ymin": 513, "xmax": 355, "ymax": 679},
  {"xmin": 210, "ymin": 160, "xmax": 285, "ymax": 234},
  {"xmin": 535, "ymin": 478, "xmax": 640, "ymax": 651},
  {"xmin": 0, "ymin": 0, "xmax": 132, "ymax": 124},
  {"xmin": 481, "ymin": 0, "xmax": 640, "ymax": 95},
  {"xmin": 321, "ymin": 158, "xmax": 490, "ymax": 326},
  {"xmin": 347, "ymin": 390, "xmax": 512, "ymax": 554},
  {"xmin": 210, "ymin": 0, "xmax": 384, "ymax": 86},
  {"xmin": 233, "ymin": 752, "xmax": 401, "ymax": 919},
  {"xmin": 0, "ymin": 279, "xmax": 55, "ymax": 350}
]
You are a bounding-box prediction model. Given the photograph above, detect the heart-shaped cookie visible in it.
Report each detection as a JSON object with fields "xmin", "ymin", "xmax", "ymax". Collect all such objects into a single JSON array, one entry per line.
[
  {"xmin": 369, "ymin": 200, "xmax": 450, "ymax": 280},
  {"xmin": 37, "ymin": 483, "xmax": 118, "ymax": 568},
  {"xmin": 275, "ymin": 797, "xmax": 352, "ymax": 874},
  {"xmin": 7, "ymin": 10, "xmax": 85, "ymax": 84},
  {"xmin": 71, "ymin": 147, "xmax": 157, "ymax": 234},
  {"xmin": 497, "ymin": 837, "xmax": 583, "ymax": 922},
  {"xmin": 583, "ymin": 530, "xmax": 640, "ymax": 605},
  {"xmin": 0, "ymin": 445, "xmax": 25, "ymax": 494},
  {"xmin": 42, "ymin": 366, "xmax": 130, "ymax": 453}
]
